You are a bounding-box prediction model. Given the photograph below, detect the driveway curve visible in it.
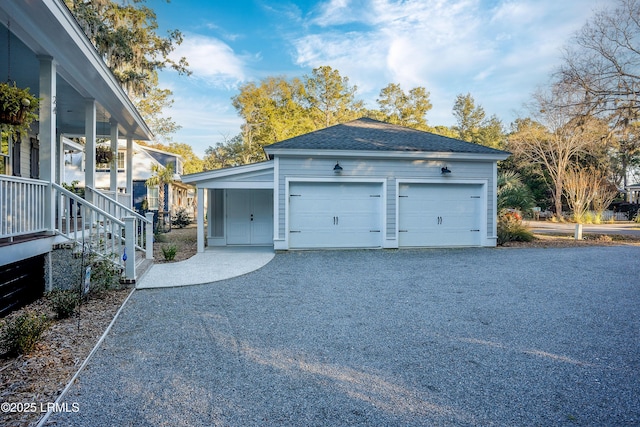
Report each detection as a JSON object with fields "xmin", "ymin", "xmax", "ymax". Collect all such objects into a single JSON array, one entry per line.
[{"xmin": 47, "ymin": 246, "xmax": 639, "ymax": 426}]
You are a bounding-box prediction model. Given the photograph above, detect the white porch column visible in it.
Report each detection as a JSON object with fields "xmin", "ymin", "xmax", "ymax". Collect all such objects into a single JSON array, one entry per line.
[
  {"xmin": 110, "ymin": 120, "xmax": 118, "ymax": 193},
  {"xmin": 38, "ymin": 56, "xmax": 57, "ymax": 231},
  {"xmin": 126, "ymin": 136, "xmax": 133, "ymax": 207},
  {"xmin": 84, "ymin": 99, "xmax": 96, "ymax": 202},
  {"xmin": 57, "ymin": 134, "xmax": 64, "ymax": 185},
  {"xmin": 197, "ymin": 186, "xmax": 205, "ymax": 253}
]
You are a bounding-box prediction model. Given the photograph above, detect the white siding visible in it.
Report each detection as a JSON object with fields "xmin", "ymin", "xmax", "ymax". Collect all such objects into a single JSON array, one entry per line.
[{"xmin": 276, "ymin": 157, "xmax": 496, "ymax": 244}]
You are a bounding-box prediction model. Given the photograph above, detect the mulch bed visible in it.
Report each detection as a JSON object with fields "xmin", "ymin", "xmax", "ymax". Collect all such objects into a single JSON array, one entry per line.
[{"xmin": 0, "ymin": 289, "xmax": 131, "ymax": 427}]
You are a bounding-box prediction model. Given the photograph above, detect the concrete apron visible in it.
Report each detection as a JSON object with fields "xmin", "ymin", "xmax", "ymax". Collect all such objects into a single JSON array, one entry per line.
[{"xmin": 136, "ymin": 246, "xmax": 275, "ymax": 289}]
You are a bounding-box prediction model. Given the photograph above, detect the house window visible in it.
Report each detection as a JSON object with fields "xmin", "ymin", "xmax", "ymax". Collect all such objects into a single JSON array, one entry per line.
[
  {"xmin": 117, "ymin": 152, "xmax": 125, "ymax": 170},
  {"xmin": 0, "ymin": 132, "xmax": 9, "ymax": 175},
  {"xmin": 12, "ymin": 137, "xmax": 21, "ymax": 177},
  {"xmin": 30, "ymin": 138, "xmax": 39, "ymax": 179},
  {"xmin": 147, "ymin": 186, "xmax": 159, "ymax": 210}
]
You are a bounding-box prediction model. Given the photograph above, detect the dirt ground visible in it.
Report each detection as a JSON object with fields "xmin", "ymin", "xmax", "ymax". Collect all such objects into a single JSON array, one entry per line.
[
  {"xmin": 152, "ymin": 223, "xmax": 198, "ymax": 263},
  {"xmin": 1, "ymin": 224, "xmax": 639, "ymax": 426}
]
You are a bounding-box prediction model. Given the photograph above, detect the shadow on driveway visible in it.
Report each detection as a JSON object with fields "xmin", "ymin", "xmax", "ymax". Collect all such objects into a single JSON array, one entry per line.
[{"xmin": 47, "ymin": 247, "xmax": 639, "ymax": 426}]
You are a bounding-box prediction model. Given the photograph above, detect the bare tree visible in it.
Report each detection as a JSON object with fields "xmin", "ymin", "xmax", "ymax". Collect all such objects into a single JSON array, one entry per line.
[
  {"xmin": 563, "ymin": 166, "xmax": 596, "ymax": 222},
  {"xmin": 558, "ymin": 0, "xmax": 640, "ymax": 184},
  {"xmin": 559, "ymin": 0, "xmax": 640, "ymax": 118},
  {"xmin": 508, "ymin": 85, "xmax": 608, "ymax": 217}
]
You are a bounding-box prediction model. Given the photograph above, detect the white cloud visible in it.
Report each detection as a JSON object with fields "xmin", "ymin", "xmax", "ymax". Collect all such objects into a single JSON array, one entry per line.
[
  {"xmin": 290, "ymin": 0, "xmax": 609, "ymax": 125},
  {"xmin": 170, "ymin": 33, "xmax": 250, "ymax": 88}
]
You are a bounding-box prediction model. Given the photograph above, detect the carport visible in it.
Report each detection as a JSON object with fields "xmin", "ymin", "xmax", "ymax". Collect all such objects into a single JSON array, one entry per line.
[{"xmin": 181, "ymin": 161, "xmax": 274, "ymax": 251}]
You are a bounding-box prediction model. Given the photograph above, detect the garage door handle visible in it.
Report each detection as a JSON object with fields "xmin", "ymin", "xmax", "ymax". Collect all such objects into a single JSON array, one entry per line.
[{"xmin": 333, "ymin": 216, "xmax": 339, "ymax": 225}]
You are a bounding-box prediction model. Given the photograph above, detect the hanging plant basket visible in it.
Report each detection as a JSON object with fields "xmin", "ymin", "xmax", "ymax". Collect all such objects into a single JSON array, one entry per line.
[
  {"xmin": 96, "ymin": 146, "xmax": 113, "ymax": 164},
  {"xmin": 0, "ymin": 107, "xmax": 26, "ymax": 125},
  {"xmin": 0, "ymin": 82, "xmax": 39, "ymax": 135}
]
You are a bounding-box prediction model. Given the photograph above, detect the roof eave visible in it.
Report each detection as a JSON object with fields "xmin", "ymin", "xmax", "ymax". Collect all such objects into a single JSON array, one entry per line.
[
  {"xmin": 265, "ymin": 148, "xmax": 511, "ymax": 162},
  {"xmin": 182, "ymin": 161, "xmax": 274, "ymax": 184}
]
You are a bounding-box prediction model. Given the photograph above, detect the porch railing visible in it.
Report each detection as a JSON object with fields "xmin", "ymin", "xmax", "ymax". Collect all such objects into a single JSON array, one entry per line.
[
  {"xmin": 0, "ymin": 175, "xmax": 48, "ymax": 239},
  {"xmin": 53, "ymin": 183, "xmax": 153, "ymax": 282}
]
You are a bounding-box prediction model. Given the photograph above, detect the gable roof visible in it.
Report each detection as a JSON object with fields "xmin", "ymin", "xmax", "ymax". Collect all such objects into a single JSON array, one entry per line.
[{"xmin": 264, "ymin": 118, "xmax": 510, "ymax": 159}]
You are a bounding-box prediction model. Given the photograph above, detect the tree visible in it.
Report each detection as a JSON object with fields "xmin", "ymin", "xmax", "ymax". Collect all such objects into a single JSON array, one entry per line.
[
  {"xmin": 563, "ymin": 166, "xmax": 595, "ymax": 222},
  {"xmin": 375, "ymin": 83, "xmax": 432, "ymax": 130},
  {"xmin": 232, "ymin": 76, "xmax": 313, "ymax": 147},
  {"xmin": 508, "ymin": 86, "xmax": 608, "ymax": 217},
  {"xmin": 497, "ymin": 171, "xmax": 536, "ymax": 213},
  {"xmin": 558, "ymin": 0, "xmax": 640, "ymax": 185},
  {"xmin": 146, "ymin": 163, "xmax": 174, "ymax": 216},
  {"xmin": 133, "ymin": 75, "xmax": 181, "ymax": 143},
  {"xmin": 304, "ymin": 66, "xmax": 363, "ymax": 128},
  {"xmin": 452, "ymin": 93, "xmax": 504, "ymax": 148},
  {"xmin": 65, "ymin": 0, "xmax": 189, "ymax": 98},
  {"xmin": 202, "ymin": 134, "xmax": 264, "ymax": 170},
  {"xmin": 558, "ymin": 0, "xmax": 640, "ymax": 120}
]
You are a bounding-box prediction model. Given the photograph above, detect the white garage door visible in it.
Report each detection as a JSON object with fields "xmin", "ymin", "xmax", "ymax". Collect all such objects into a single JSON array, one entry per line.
[
  {"xmin": 398, "ymin": 183, "xmax": 483, "ymax": 247},
  {"xmin": 289, "ymin": 182, "xmax": 383, "ymax": 249}
]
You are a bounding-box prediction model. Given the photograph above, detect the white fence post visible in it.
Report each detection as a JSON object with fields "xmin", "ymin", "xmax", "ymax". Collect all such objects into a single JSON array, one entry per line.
[
  {"xmin": 145, "ymin": 212, "xmax": 154, "ymax": 260},
  {"xmin": 123, "ymin": 217, "xmax": 136, "ymax": 283}
]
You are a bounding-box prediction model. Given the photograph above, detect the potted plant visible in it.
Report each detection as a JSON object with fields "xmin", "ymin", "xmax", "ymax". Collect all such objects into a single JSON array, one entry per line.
[
  {"xmin": 0, "ymin": 81, "xmax": 39, "ymax": 136},
  {"xmin": 95, "ymin": 145, "xmax": 113, "ymax": 164}
]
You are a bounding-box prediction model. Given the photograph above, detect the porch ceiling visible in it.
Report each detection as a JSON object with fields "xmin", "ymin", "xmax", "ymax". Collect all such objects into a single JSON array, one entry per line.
[{"xmin": 0, "ymin": 0, "xmax": 152, "ymax": 140}]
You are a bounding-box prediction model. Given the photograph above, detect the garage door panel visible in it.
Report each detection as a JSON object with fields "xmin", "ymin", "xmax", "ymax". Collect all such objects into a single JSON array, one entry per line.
[
  {"xmin": 399, "ymin": 183, "xmax": 482, "ymax": 247},
  {"xmin": 289, "ymin": 182, "xmax": 382, "ymax": 249}
]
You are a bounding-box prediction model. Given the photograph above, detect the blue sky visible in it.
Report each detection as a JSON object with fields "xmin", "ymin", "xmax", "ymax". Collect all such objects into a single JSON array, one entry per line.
[{"xmin": 153, "ymin": 0, "xmax": 609, "ymax": 157}]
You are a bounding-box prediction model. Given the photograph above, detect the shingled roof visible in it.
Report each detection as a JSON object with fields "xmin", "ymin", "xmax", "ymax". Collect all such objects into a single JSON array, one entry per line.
[{"xmin": 264, "ymin": 118, "xmax": 510, "ymax": 156}]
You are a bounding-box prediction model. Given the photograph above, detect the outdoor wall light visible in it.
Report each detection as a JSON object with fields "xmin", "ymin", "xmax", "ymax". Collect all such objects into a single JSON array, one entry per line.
[
  {"xmin": 441, "ymin": 166, "xmax": 452, "ymax": 174},
  {"xmin": 333, "ymin": 162, "xmax": 343, "ymax": 173}
]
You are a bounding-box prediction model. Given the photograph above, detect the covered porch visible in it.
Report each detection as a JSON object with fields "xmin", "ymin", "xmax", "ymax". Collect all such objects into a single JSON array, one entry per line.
[{"xmin": 0, "ymin": 0, "xmax": 154, "ymax": 291}]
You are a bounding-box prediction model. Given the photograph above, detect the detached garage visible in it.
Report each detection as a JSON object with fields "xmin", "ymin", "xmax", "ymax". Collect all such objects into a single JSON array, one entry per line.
[{"xmin": 183, "ymin": 118, "xmax": 510, "ymax": 252}]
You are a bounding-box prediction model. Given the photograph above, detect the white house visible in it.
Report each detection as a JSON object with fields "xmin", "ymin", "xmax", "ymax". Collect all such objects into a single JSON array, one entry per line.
[
  {"xmin": 182, "ymin": 118, "xmax": 511, "ymax": 252},
  {"xmin": 0, "ymin": 0, "xmax": 155, "ymax": 314},
  {"xmin": 63, "ymin": 139, "xmax": 194, "ymax": 219}
]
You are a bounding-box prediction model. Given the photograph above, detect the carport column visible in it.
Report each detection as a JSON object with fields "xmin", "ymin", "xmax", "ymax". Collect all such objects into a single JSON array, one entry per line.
[
  {"xmin": 197, "ymin": 186, "xmax": 205, "ymax": 252},
  {"xmin": 145, "ymin": 212, "xmax": 154, "ymax": 259},
  {"xmin": 38, "ymin": 56, "xmax": 56, "ymax": 231}
]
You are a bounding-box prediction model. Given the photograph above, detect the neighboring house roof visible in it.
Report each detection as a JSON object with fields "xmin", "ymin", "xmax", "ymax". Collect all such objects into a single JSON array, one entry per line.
[{"xmin": 264, "ymin": 118, "xmax": 510, "ymax": 159}]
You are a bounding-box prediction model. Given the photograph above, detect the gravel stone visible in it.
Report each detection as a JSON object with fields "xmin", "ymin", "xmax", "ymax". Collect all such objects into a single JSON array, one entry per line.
[{"xmin": 46, "ymin": 247, "xmax": 639, "ymax": 426}]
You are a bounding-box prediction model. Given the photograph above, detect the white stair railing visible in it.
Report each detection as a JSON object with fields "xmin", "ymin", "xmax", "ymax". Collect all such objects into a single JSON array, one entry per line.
[
  {"xmin": 53, "ymin": 183, "xmax": 142, "ymax": 282},
  {"xmin": 86, "ymin": 186, "xmax": 153, "ymax": 259}
]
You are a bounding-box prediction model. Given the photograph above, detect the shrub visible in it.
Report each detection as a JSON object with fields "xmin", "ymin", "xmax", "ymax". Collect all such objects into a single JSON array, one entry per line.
[
  {"xmin": 87, "ymin": 256, "xmax": 122, "ymax": 296},
  {"xmin": 47, "ymin": 289, "xmax": 79, "ymax": 319},
  {"xmin": 0, "ymin": 311, "xmax": 50, "ymax": 356},
  {"xmin": 171, "ymin": 208, "xmax": 191, "ymax": 229},
  {"xmin": 497, "ymin": 211, "xmax": 535, "ymax": 245},
  {"xmin": 162, "ymin": 244, "xmax": 178, "ymax": 261}
]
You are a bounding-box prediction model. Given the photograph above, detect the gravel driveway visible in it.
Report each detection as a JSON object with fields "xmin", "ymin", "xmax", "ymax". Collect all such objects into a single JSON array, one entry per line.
[{"xmin": 46, "ymin": 247, "xmax": 639, "ymax": 426}]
